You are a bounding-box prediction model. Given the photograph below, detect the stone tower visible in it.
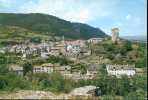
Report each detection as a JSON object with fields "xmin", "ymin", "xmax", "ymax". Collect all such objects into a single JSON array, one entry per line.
[
  {"xmin": 111, "ymin": 28, "xmax": 120, "ymax": 43},
  {"xmin": 62, "ymin": 36, "xmax": 65, "ymax": 44}
]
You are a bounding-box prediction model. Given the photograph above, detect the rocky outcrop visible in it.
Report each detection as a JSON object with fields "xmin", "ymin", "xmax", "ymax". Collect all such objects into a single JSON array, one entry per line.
[
  {"xmin": 0, "ymin": 85, "xmax": 97, "ymax": 99},
  {"xmin": 0, "ymin": 90, "xmax": 68, "ymax": 99}
]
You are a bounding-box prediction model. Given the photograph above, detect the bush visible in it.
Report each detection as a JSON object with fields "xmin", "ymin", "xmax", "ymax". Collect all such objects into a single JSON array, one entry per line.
[{"xmin": 107, "ymin": 53, "xmax": 115, "ymax": 60}]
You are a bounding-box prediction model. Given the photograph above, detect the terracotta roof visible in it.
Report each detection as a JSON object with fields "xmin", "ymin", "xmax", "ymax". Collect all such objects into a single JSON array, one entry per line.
[
  {"xmin": 56, "ymin": 44, "xmax": 66, "ymax": 47},
  {"xmin": 135, "ymin": 68, "xmax": 144, "ymax": 73},
  {"xmin": 34, "ymin": 65, "xmax": 41, "ymax": 69},
  {"xmin": 12, "ymin": 45, "xmax": 18, "ymax": 49},
  {"xmin": 41, "ymin": 63, "xmax": 54, "ymax": 67},
  {"xmin": 51, "ymin": 47, "xmax": 60, "ymax": 50}
]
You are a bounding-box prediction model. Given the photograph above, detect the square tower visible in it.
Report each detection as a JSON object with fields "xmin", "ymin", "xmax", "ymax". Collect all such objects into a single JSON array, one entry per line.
[{"xmin": 111, "ymin": 28, "xmax": 120, "ymax": 43}]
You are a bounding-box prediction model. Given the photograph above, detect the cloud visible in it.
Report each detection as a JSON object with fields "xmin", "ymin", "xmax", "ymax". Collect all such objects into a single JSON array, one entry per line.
[
  {"xmin": 125, "ymin": 14, "xmax": 141, "ymax": 26},
  {"xmin": 0, "ymin": 0, "xmax": 12, "ymax": 7},
  {"xmin": 126, "ymin": 15, "xmax": 132, "ymax": 20},
  {"xmin": 19, "ymin": 0, "xmax": 119, "ymax": 23}
]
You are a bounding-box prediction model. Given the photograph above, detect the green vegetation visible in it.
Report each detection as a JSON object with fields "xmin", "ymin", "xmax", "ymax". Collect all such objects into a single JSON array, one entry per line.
[
  {"xmin": 93, "ymin": 73, "xmax": 147, "ymax": 99},
  {"xmin": 99, "ymin": 41, "xmax": 147, "ymax": 67},
  {"xmin": 0, "ymin": 13, "xmax": 108, "ymax": 40},
  {"xmin": 45, "ymin": 55, "xmax": 74, "ymax": 66},
  {"xmin": 0, "ymin": 25, "xmax": 54, "ymax": 47},
  {"xmin": 0, "ymin": 70, "xmax": 146, "ymax": 99}
]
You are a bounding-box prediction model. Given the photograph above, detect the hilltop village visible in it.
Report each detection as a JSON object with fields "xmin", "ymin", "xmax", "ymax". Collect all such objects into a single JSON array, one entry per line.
[
  {"xmin": 0, "ymin": 28, "xmax": 146, "ymax": 99},
  {"xmin": 0, "ymin": 28, "xmax": 144, "ymax": 78}
]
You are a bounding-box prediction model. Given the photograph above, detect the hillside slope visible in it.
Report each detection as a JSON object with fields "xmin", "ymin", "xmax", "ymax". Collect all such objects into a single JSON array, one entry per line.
[{"xmin": 0, "ymin": 13, "xmax": 108, "ymax": 39}]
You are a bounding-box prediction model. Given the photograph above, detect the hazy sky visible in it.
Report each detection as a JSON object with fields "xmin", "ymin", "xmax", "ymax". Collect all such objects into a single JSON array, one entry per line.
[{"xmin": 0, "ymin": 0, "xmax": 147, "ymax": 36}]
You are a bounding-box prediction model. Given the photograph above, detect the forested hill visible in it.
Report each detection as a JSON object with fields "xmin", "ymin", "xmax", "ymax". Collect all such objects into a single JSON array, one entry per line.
[{"xmin": 0, "ymin": 13, "xmax": 108, "ymax": 39}]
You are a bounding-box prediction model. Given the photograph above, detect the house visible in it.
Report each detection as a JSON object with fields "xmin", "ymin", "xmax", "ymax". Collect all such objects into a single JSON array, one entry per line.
[
  {"xmin": 55, "ymin": 44, "xmax": 66, "ymax": 55},
  {"xmin": 80, "ymin": 47, "xmax": 91, "ymax": 56},
  {"xmin": 50, "ymin": 47, "xmax": 60, "ymax": 56},
  {"xmin": 0, "ymin": 48, "xmax": 5, "ymax": 53},
  {"xmin": 22, "ymin": 49, "xmax": 33, "ymax": 60},
  {"xmin": 106, "ymin": 64, "xmax": 135, "ymax": 77},
  {"xmin": 66, "ymin": 44, "xmax": 73, "ymax": 52},
  {"xmin": 56, "ymin": 36, "xmax": 67, "ymax": 55},
  {"xmin": 77, "ymin": 40, "xmax": 86, "ymax": 47},
  {"xmin": 66, "ymin": 42, "xmax": 80, "ymax": 54},
  {"xmin": 87, "ymin": 38, "xmax": 103, "ymax": 44},
  {"xmin": 41, "ymin": 52, "xmax": 53, "ymax": 58},
  {"xmin": 9, "ymin": 65, "xmax": 23, "ymax": 75},
  {"xmin": 10, "ymin": 45, "xmax": 18, "ymax": 53},
  {"xmin": 55, "ymin": 66, "xmax": 71, "ymax": 75},
  {"xmin": 16, "ymin": 45, "xmax": 22, "ymax": 53},
  {"xmin": 33, "ymin": 65, "xmax": 42, "ymax": 73},
  {"xmin": 0, "ymin": 47, "xmax": 11, "ymax": 53},
  {"xmin": 36, "ymin": 43, "xmax": 50, "ymax": 53},
  {"xmin": 33, "ymin": 63, "xmax": 54, "ymax": 74},
  {"xmin": 71, "ymin": 69, "xmax": 81, "ymax": 81},
  {"xmin": 87, "ymin": 65, "xmax": 103, "ymax": 77},
  {"xmin": 20, "ymin": 45, "xmax": 29, "ymax": 53}
]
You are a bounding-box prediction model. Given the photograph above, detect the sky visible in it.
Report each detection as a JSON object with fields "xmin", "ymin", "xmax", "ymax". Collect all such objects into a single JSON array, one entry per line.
[{"xmin": 0, "ymin": 0, "xmax": 147, "ymax": 36}]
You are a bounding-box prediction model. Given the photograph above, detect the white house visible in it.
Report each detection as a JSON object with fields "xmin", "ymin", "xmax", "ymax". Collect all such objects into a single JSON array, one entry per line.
[
  {"xmin": 87, "ymin": 38, "xmax": 103, "ymax": 44},
  {"xmin": 33, "ymin": 63, "xmax": 54, "ymax": 74},
  {"xmin": 41, "ymin": 52, "xmax": 53, "ymax": 58},
  {"xmin": 106, "ymin": 64, "xmax": 136, "ymax": 77}
]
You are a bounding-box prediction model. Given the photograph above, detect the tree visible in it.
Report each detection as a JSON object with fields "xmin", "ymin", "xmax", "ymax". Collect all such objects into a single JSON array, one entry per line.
[
  {"xmin": 0, "ymin": 65, "xmax": 9, "ymax": 75},
  {"xmin": 136, "ymin": 88, "xmax": 146, "ymax": 99},
  {"xmin": 0, "ymin": 53, "xmax": 6, "ymax": 64},
  {"xmin": 125, "ymin": 41, "xmax": 133, "ymax": 51},
  {"xmin": 107, "ymin": 36, "xmax": 111, "ymax": 41},
  {"xmin": 22, "ymin": 61, "xmax": 32, "ymax": 76},
  {"xmin": 106, "ymin": 44, "xmax": 114, "ymax": 52},
  {"xmin": 124, "ymin": 92, "xmax": 139, "ymax": 100},
  {"xmin": 0, "ymin": 75, "xmax": 7, "ymax": 90},
  {"xmin": 107, "ymin": 53, "xmax": 115, "ymax": 60}
]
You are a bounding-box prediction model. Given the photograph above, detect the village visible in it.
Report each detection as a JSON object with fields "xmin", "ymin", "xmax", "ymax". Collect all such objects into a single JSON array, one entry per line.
[{"xmin": 1, "ymin": 28, "xmax": 144, "ymax": 83}]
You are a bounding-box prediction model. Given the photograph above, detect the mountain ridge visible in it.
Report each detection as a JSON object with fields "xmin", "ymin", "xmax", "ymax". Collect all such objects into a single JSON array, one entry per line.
[{"xmin": 0, "ymin": 13, "xmax": 108, "ymax": 39}]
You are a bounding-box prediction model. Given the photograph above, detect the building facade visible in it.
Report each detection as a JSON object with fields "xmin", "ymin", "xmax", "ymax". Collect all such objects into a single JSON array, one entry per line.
[
  {"xmin": 33, "ymin": 63, "xmax": 54, "ymax": 74},
  {"xmin": 87, "ymin": 38, "xmax": 103, "ymax": 44},
  {"xmin": 106, "ymin": 64, "xmax": 136, "ymax": 77}
]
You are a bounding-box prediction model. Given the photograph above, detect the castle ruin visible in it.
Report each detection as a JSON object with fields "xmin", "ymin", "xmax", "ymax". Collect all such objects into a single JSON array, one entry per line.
[{"xmin": 111, "ymin": 28, "xmax": 120, "ymax": 43}]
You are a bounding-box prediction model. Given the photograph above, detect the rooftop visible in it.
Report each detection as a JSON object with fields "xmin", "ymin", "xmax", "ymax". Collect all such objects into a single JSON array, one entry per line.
[
  {"xmin": 51, "ymin": 47, "xmax": 60, "ymax": 50},
  {"xmin": 135, "ymin": 68, "xmax": 144, "ymax": 73},
  {"xmin": 9, "ymin": 65, "xmax": 23, "ymax": 71},
  {"xmin": 107, "ymin": 65, "xmax": 135, "ymax": 70},
  {"xmin": 87, "ymin": 65, "xmax": 103, "ymax": 71},
  {"xmin": 41, "ymin": 63, "xmax": 54, "ymax": 67},
  {"xmin": 34, "ymin": 65, "xmax": 41, "ymax": 69}
]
